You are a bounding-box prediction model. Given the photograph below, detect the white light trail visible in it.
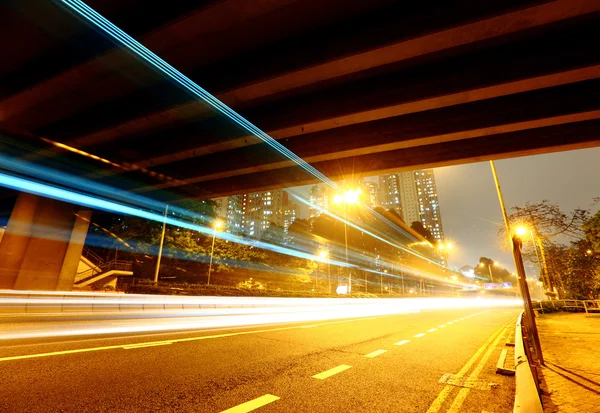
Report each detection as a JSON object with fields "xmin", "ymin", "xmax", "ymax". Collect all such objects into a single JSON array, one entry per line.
[{"xmin": 0, "ymin": 290, "xmax": 522, "ymax": 340}]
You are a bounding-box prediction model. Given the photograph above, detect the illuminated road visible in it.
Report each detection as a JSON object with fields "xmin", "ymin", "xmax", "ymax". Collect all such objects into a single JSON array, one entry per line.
[{"xmin": 0, "ymin": 304, "xmax": 520, "ymax": 412}]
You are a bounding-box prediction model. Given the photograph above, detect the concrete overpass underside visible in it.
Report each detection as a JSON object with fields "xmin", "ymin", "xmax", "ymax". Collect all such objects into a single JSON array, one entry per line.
[{"xmin": 1, "ymin": 0, "xmax": 599, "ymax": 200}]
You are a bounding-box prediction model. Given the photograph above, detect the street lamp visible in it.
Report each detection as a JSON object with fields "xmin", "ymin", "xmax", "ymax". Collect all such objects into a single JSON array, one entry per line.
[
  {"xmin": 207, "ymin": 220, "xmax": 223, "ymax": 286},
  {"xmin": 512, "ymin": 225, "xmax": 544, "ymax": 364},
  {"xmin": 438, "ymin": 242, "xmax": 453, "ymax": 266},
  {"xmin": 478, "ymin": 261, "xmax": 499, "ymax": 283},
  {"xmin": 319, "ymin": 249, "xmax": 331, "ymax": 294},
  {"xmin": 333, "ymin": 188, "xmax": 361, "ymax": 295}
]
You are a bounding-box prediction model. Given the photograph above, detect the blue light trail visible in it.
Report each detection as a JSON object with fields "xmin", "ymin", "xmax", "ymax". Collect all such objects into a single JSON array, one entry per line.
[{"xmin": 57, "ymin": 0, "xmax": 337, "ymax": 190}]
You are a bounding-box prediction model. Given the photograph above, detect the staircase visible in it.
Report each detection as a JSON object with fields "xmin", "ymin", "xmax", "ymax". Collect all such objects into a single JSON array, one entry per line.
[{"xmin": 74, "ymin": 248, "xmax": 133, "ymax": 289}]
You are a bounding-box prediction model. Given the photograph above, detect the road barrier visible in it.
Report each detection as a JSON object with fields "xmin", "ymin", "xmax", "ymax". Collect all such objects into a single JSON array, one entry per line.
[
  {"xmin": 0, "ymin": 290, "xmax": 521, "ymax": 315},
  {"xmin": 513, "ymin": 311, "xmax": 543, "ymax": 413},
  {"xmin": 535, "ymin": 299, "xmax": 600, "ymax": 316}
]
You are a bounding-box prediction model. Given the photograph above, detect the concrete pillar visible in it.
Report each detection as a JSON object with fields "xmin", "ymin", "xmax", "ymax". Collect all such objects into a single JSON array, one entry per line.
[
  {"xmin": 0, "ymin": 193, "xmax": 91, "ymax": 291},
  {"xmin": 13, "ymin": 197, "xmax": 76, "ymax": 290},
  {"xmin": 0, "ymin": 193, "xmax": 41, "ymax": 289},
  {"xmin": 56, "ymin": 210, "xmax": 92, "ymax": 291}
]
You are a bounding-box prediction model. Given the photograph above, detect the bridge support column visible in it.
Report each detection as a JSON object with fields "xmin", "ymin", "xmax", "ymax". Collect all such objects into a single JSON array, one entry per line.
[{"xmin": 0, "ymin": 193, "xmax": 91, "ymax": 291}]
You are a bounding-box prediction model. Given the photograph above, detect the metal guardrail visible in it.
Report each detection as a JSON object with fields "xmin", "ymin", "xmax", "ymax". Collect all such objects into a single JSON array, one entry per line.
[
  {"xmin": 0, "ymin": 291, "xmax": 408, "ymax": 314},
  {"xmin": 535, "ymin": 299, "xmax": 600, "ymax": 316},
  {"xmin": 513, "ymin": 311, "xmax": 543, "ymax": 413}
]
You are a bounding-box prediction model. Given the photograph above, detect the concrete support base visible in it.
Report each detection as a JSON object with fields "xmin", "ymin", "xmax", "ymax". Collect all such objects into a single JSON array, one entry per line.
[{"xmin": 0, "ymin": 193, "xmax": 91, "ymax": 291}]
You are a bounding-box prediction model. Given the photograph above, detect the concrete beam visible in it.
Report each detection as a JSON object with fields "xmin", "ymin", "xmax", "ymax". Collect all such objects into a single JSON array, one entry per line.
[
  {"xmin": 137, "ymin": 66, "xmax": 600, "ymax": 168},
  {"xmin": 0, "ymin": 0, "xmax": 298, "ymax": 126},
  {"xmin": 170, "ymin": 121, "xmax": 600, "ymax": 199},
  {"xmin": 67, "ymin": 0, "xmax": 600, "ymax": 149},
  {"xmin": 139, "ymin": 109, "xmax": 600, "ymax": 192}
]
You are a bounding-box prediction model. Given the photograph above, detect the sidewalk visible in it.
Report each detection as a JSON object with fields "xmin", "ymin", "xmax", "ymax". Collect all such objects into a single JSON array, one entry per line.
[{"xmin": 536, "ymin": 312, "xmax": 600, "ymax": 413}]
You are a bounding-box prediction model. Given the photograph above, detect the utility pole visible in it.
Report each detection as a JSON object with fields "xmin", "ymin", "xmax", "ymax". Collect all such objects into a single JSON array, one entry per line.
[
  {"xmin": 490, "ymin": 160, "xmax": 543, "ymax": 364},
  {"xmin": 153, "ymin": 204, "xmax": 168, "ymax": 284}
]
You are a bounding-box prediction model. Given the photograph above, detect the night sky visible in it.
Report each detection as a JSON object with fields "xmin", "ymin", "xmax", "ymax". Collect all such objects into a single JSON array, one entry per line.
[
  {"xmin": 435, "ymin": 147, "xmax": 600, "ymax": 272},
  {"xmin": 290, "ymin": 147, "xmax": 600, "ymax": 275}
]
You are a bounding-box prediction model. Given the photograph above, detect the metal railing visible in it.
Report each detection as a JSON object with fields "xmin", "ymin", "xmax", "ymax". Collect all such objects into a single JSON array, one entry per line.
[
  {"xmin": 82, "ymin": 247, "xmax": 104, "ymax": 266},
  {"xmin": 535, "ymin": 299, "xmax": 600, "ymax": 316},
  {"xmin": 514, "ymin": 311, "xmax": 543, "ymax": 413},
  {"xmin": 75, "ymin": 260, "xmax": 133, "ymax": 285}
]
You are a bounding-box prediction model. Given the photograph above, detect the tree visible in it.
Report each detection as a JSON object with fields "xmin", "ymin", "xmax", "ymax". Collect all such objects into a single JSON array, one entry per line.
[
  {"xmin": 562, "ymin": 240, "xmax": 600, "ymax": 299},
  {"xmin": 502, "ymin": 201, "xmax": 589, "ymax": 298},
  {"xmin": 474, "ymin": 257, "xmax": 512, "ymax": 283},
  {"xmin": 411, "ymin": 221, "xmax": 436, "ymax": 244},
  {"xmin": 583, "ymin": 210, "xmax": 600, "ymax": 253}
]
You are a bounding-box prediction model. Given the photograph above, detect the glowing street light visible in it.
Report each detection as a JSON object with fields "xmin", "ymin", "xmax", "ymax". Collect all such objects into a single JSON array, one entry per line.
[
  {"xmin": 207, "ymin": 220, "xmax": 224, "ymax": 286},
  {"xmin": 514, "ymin": 225, "xmax": 528, "ymax": 238},
  {"xmin": 478, "ymin": 260, "xmax": 499, "ymax": 283},
  {"xmin": 438, "ymin": 242, "xmax": 454, "ymax": 266}
]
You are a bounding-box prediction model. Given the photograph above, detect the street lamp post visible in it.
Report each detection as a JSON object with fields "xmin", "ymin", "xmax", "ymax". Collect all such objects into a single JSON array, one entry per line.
[
  {"xmin": 207, "ymin": 220, "xmax": 223, "ymax": 286},
  {"xmin": 438, "ymin": 242, "xmax": 453, "ymax": 267},
  {"xmin": 333, "ymin": 188, "xmax": 360, "ymax": 296},
  {"xmin": 488, "ymin": 159, "xmax": 544, "ymax": 365},
  {"xmin": 319, "ymin": 249, "xmax": 330, "ymax": 294},
  {"xmin": 513, "ymin": 226, "xmax": 544, "ymax": 365},
  {"xmin": 153, "ymin": 204, "xmax": 169, "ymax": 284}
]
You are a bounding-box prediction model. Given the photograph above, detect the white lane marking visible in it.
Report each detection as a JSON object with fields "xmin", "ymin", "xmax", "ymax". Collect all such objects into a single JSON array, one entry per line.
[
  {"xmin": 438, "ymin": 325, "xmax": 446, "ymax": 328},
  {"xmin": 394, "ymin": 340, "xmax": 410, "ymax": 346},
  {"xmin": 427, "ymin": 328, "xmax": 438, "ymax": 333},
  {"xmin": 454, "ymin": 319, "xmax": 460, "ymax": 322},
  {"xmin": 312, "ymin": 364, "xmax": 352, "ymax": 380},
  {"xmin": 365, "ymin": 349, "xmax": 388, "ymax": 358},
  {"xmin": 414, "ymin": 333, "xmax": 426, "ymax": 338},
  {"xmin": 447, "ymin": 322, "xmax": 454, "ymax": 325},
  {"xmin": 220, "ymin": 394, "xmax": 280, "ymax": 413}
]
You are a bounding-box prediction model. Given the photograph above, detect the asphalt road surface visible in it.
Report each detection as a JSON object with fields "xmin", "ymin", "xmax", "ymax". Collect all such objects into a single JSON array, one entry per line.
[{"xmin": 0, "ymin": 307, "xmax": 520, "ymax": 412}]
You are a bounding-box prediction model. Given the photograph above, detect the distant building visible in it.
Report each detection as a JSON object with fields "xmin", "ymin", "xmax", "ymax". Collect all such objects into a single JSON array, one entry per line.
[
  {"xmin": 378, "ymin": 174, "xmax": 402, "ymax": 214},
  {"xmin": 216, "ymin": 190, "xmax": 297, "ymax": 239},
  {"xmin": 376, "ymin": 169, "xmax": 444, "ymax": 242},
  {"xmin": 361, "ymin": 180, "xmax": 379, "ymax": 208},
  {"xmin": 281, "ymin": 192, "xmax": 298, "ymax": 235},
  {"xmin": 414, "ymin": 170, "xmax": 444, "ymax": 242},
  {"xmin": 308, "ymin": 184, "xmax": 330, "ymax": 219}
]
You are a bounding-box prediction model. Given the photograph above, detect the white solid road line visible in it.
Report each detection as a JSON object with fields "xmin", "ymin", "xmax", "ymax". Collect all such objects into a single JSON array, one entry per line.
[
  {"xmin": 122, "ymin": 342, "xmax": 172, "ymax": 349},
  {"xmin": 394, "ymin": 340, "xmax": 410, "ymax": 346},
  {"xmin": 312, "ymin": 364, "xmax": 352, "ymax": 380},
  {"xmin": 364, "ymin": 349, "xmax": 388, "ymax": 358},
  {"xmin": 220, "ymin": 394, "xmax": 280, "ymax": 413},
  {"xmin": 414, "ymin": 333, "xmax": 426, "ymax": 338}
]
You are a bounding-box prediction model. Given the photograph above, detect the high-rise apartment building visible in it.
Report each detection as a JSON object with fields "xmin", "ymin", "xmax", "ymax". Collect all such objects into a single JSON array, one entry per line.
[
  {"xmin": 377, "ymin": 170, "xmax": 444, "ymax": 242},
  {"xmin": 215, "ymin": 190, "xmax": 297, "ymax": 239},
  {"xmin": 361, "ymin": 181, "xmax": 379, "ymax": 208},
  {"xmin": 378, "ymin": 174, "xmax": 402, "ymax": 214},
  {"xmin": 308, "ymin": 184, "xmax": 329, "ymax": 219}
]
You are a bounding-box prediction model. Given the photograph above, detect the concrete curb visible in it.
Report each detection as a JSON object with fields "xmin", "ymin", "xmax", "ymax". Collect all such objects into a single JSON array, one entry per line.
[{"xmin": 513, "ymin": 311, "xmax": 543, "ymax": 413}]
